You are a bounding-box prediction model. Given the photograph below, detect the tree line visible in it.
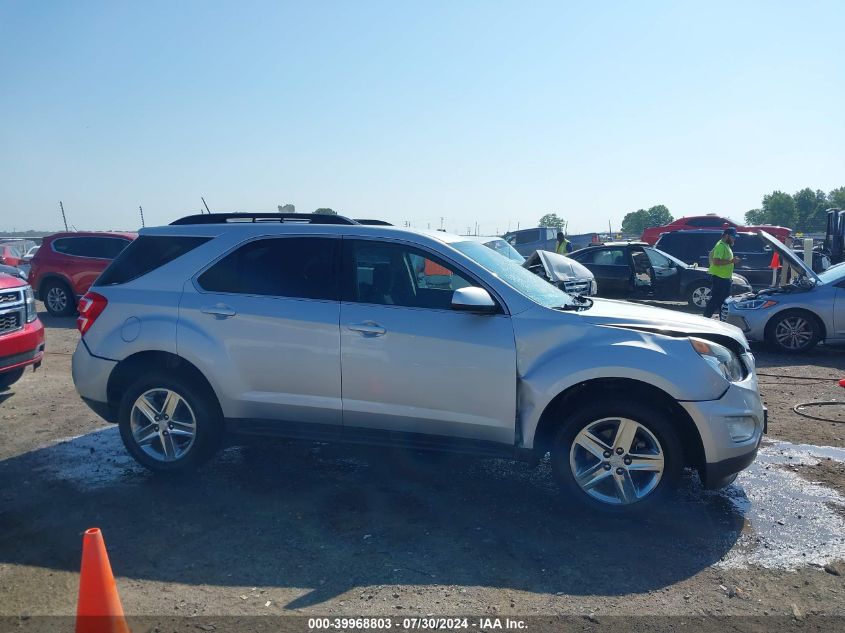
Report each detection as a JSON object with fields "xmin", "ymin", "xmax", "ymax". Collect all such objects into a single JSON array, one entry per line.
[
  {"xmin": 745, "ymin": 187, "xmax": 845, "ymax": 233},
  {"xmin": 610, "ymin": 185, "xmax": 845, "ymax": 237}
]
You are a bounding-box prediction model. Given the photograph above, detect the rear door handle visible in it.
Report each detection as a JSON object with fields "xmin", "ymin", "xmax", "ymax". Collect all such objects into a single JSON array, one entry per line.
[
  {"xmin": 201, "ymin": 304, "xmax": 237, "ymax": 318},
  {"xmin": 347, "ymin": 322, "xmax": 386, "ymax": 336}
]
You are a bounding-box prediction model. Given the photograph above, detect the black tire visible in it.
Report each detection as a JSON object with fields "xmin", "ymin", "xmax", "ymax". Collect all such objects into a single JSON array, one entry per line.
[
  {"xmin": 118, "ymin": 372, "xmax": 223, "ymax": 472},
  {"xmin": 765, "ymin": 310, "xmax": 822, "ymax": 353},
  {"xmin": 687, "ymin": 282, "xmax": 711, "ymax": 309},
  {"xmin": 41, "ymin": 279, "xmax": 75, "ymax": 317},
  {"xmin": 550, "ymin": 397, "xmax": 684, "ymax": 514},
  {"xmin": 0, "ymin": 368, "xmax": 25, "ymax": 390}
]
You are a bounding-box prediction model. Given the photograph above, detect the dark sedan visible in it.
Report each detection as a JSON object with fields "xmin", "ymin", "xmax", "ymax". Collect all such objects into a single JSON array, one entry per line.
[{"xmin": 568, "ymin": 242, "xmax": 751, "ymax": 309}]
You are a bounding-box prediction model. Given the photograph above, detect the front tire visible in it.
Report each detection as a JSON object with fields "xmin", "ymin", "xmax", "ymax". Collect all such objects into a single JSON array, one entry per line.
[
  {"xmin": 42, "ymin": 280, "xmax": 75, "ymax": 317},
  {"xmin": 118, "ymin": 372, "xmax": 223, "ymax": 472},
  {"xmin": 766, "ymin": 310, "xmax": 821, "ymax": 353},
  {"xmin": 0, "ymin": 368, "xmax": 25, "ymax": 390},
  {"xmin": 551, "ymin": 398, "xmax": 683, "ymax": 513},
  {"xmin": 687, "ymin": 283, "xmax": 711, "ymax": 309}
]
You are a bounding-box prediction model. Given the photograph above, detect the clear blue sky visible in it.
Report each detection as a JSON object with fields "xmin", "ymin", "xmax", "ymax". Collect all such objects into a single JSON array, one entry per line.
[{"xmin": 1, "ymin": 1, "xmax": 843, "ymax": 234}]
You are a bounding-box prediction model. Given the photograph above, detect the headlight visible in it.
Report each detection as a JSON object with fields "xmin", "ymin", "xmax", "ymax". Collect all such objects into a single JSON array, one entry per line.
[
  {"xmin": 24, "ymin": 286, "xmax": 37, "ymax": 323},
  {"xmin": 733, "ymin": 298, "xmax": 777, "ymax": 310},
  {"xmin": 690, "ymin": 337, "xmax": 745, "ymax": 382},
  {"xmin": 590, "ymin": 279, "xmax": 597, "ymax": 295}
]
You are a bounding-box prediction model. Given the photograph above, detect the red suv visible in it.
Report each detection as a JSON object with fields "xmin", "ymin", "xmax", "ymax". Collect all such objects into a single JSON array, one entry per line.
[
  {"xmin": 640, "ymin": 215, "xmax": 791, "ymax": 245},
  {"xmin": 28, "ymin": 232, "xmax": 136, "ymax": 316},
  {"xmin": 0, "ymin": 272, "xmax": 44, "ymax": 390}
]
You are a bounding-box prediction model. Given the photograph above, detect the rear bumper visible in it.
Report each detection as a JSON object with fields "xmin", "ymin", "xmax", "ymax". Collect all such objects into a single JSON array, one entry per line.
[
  {"xmin": 0, "ymin": 320, "xmax": 45, "ymax": 374},
  {"xmin": 72, "ymin": 339, "xmax": 117, "ymax": 420},
  {"xmin": 81, "ymin": 396, "xmax": 117, "ymax": 423}
]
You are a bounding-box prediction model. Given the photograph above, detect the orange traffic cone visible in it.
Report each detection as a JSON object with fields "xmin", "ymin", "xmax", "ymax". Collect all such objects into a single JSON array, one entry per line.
[{"xmin": 76, "ymin": 528, "xmax": 130, "ymax": 633}]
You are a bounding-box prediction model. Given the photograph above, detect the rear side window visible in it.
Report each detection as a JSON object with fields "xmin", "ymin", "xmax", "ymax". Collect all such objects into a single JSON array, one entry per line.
[
  {"xmin": 198, "ymin": 237, "xmax": 340, "ymax": 300},
  {"xmin": 97, "ymin": 236, "xmax": 210, "ymax": 286},
  {"xmin": 687, "ymin": 217, "xmax": 727, "ymax": 227},
  {"xmin": 513, "ymin": 229, "xmax": 540, "ymax": 245},
  {"xmin": 52, "ymin": 236, "xmax": 130, "ymax": 259},
  {"xmin": 733, "ymin": 235, "xmax": 765, "ymax": 252},
  {"xmin": 580, "ymin": 248, "xmax": 627, "ymax": 265}
]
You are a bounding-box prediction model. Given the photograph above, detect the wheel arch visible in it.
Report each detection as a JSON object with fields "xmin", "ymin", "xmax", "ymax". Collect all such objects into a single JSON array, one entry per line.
[
  {"xmin": 107, "ymin": 350, "xmax": 221, "ymax": 417},
  {"xmin": 531, "ymin": 377, "xmax": 705, "ymax": 469},
  {"xmin": 764, "ymin": 307, "xmax": 827, "ymax": 343},
  {"xmin": 38, "ymin": 273, "xmax": 74, "ymax": 297}
]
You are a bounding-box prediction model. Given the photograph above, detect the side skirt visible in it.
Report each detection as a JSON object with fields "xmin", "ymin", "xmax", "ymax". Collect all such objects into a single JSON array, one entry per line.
[{"xmin": 225, "ymin": 418, "xmax": 528, "ymax": 461}]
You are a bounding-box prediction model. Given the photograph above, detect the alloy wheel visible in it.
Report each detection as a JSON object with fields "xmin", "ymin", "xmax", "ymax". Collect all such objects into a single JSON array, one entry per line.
[
  {"xmin": 130, "ymin": 388, "xmax": 197, "ymax": 462},
  {"xmin": 691, "ymin": 286, "xmax": 711, "ymax": 308},
  {"xmin": 774, "ymin": 316, "xmax": 814, "ymax": 351},
  {"xmin": 569, "ymin": 417, "xmax": 664, "ymax": 505},
  {"xmin": 46, "ymin": 286, "xmax": 67, "ymax": 313}
]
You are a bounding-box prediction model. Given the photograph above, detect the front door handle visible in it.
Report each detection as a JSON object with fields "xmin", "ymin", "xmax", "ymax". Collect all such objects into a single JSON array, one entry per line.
[
  {"xmin": 201, "ymin": 304, "xmax": 237, "ymax": 318},
  {"xmin": 347, "ymin": 322, "xmax": 386, "ymax": 336}
]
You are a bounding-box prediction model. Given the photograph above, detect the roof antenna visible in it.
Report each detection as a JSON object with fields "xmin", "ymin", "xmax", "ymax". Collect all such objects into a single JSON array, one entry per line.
[
  {"xmin": 139, "ymin": 205, "xmax": 146, "ymax": 228},
  {"xmin": 201, "ymin": 197, "xmax": 211, "ymax": 214},
  {"xmin": 59, "ymin": 201, "xmax": 69, "ymax": 231}
]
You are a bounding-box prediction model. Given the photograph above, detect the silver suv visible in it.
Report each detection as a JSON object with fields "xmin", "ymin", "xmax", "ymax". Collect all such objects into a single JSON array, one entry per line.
[{"xmin": 72, "ymin": 213, "xmax": 765, "ymax": 512}]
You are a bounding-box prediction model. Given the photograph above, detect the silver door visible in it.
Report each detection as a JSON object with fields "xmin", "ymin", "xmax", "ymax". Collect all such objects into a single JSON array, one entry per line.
[
  {"xmin": 177, "ymin": 236, "xmax": 342, "ymax": 426},
  {"xmin": 340, "ymin": 239, "xmax": 517, "ymax": 444}
]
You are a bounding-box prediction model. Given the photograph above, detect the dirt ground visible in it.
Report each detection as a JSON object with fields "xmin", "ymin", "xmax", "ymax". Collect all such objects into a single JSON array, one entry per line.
[{"xmin": 1, "ymin": 304, "xmax": 845, "ymax": 631}]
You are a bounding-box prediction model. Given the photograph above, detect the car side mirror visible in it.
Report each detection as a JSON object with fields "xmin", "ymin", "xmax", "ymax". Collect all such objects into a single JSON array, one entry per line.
[{"xmin": 451, "ymin": 287, "xmax": 497, "ymax": 313}]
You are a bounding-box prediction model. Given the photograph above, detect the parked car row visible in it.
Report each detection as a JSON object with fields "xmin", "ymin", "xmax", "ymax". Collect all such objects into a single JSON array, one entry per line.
[
  {"xmin": 567, "ymin": 241, "xmax": 751, "ymax": 308},
  {"xmin": 655, "ymin": 230, "xmax": 829, "ymax": 288},
  {"xmin": 640, "ymin": 214, "xmax": 791, "ymax": 245}
]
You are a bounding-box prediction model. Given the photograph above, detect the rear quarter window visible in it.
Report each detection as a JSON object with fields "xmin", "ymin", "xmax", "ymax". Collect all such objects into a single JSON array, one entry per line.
[{"xmin": 96, "ymin": 236, "xmax": 211, "ymax": 286}]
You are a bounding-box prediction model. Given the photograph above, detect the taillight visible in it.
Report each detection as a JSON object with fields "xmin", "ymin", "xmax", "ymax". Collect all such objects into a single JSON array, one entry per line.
[{"xmin": 76, "ymin": 292, "xmax": 108, "ymax": 335}]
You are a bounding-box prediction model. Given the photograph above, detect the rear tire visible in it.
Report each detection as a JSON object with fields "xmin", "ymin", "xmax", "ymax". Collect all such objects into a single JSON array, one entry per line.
[
  {"xmin": 551, "ymin": 397, "xmax": 684, "ymax": 514},
  {"xmin": 118, "ymin": 372, "xmax": 223, "ymax": 472},
  {"xmin": 765, "ymin": 310, "xmax": 821, "ymax": 353},
  {"xmin": 42, "ymin": 279, "xmax": 75, "ymax": 317},
  {"xmin": 0, "ymin": 368, "xmax": 25, "ymax": 390}
]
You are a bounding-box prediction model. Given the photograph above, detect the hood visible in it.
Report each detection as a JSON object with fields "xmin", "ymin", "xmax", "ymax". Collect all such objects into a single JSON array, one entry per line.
[
  {"xmin": 0, "ymin": 270, "xmax": 26, "ymax": 289},
  {"xmin": 582, "ymin": 297, "xmax": 748, "ymax": 350},
  {"xmin": 758, "ymin": 230, "xmax": 819, "ymax": 283},
  {"xmin": 523, "ymin": 250, "xmax": 594, "ymax": 283}
]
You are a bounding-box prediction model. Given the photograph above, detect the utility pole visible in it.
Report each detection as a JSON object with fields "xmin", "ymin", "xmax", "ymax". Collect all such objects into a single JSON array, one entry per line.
[
  {"xmin": 139, "ymin": 206, "xmax": 145, "ymax": 228},
  {"xmin": 59, "ymin": 201, "xmax": 69, "ymax": 231}
]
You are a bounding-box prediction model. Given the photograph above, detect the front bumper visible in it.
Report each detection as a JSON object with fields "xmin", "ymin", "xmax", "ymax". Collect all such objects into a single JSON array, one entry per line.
[
  {"xmin": 680, "ymin": 366, "xmax": 765, "ymax": 488},
  {"xmin": 722, "ymin": 302, "xmax": 769, "ymax": 342},
  {"xmin": 0, "ymin": 320, "xmax": 45, "ymax": 374}
]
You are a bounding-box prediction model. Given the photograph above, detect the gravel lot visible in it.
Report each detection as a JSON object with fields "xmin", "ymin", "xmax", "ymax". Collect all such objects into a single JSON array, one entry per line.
[{"xmin": 1, "ymin": 304, "xmax": 845, "ymax": 628}]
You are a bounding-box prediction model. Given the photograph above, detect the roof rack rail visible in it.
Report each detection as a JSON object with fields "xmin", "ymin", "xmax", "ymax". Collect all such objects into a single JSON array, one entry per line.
[
  {"xmin": 353, "ymin": 219, "xmax": 393, "ymax": 226},
  {"xmin": 170, "ymin": 212, "xmax": 359, "ymax": 226}
]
